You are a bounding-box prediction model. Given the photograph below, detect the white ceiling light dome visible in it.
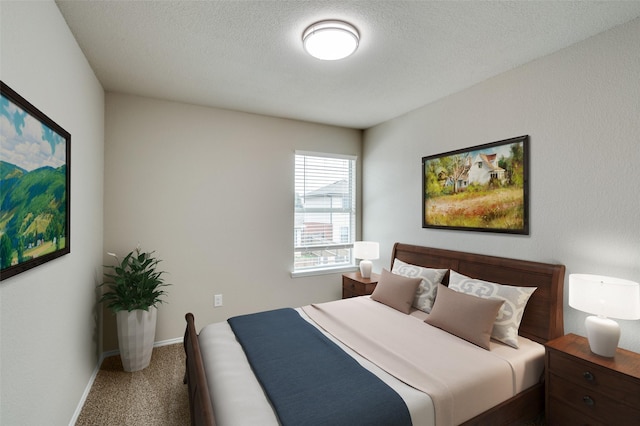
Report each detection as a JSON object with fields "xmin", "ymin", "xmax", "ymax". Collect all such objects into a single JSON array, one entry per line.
[{"xmin": 302, "ymin": 20, "xmax": 360, "ymax": 61}]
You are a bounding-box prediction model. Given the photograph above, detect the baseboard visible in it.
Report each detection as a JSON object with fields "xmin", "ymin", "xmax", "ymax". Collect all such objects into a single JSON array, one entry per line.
[
  {"xmin": 68, "ymin": 351, "xmax": 107, "ymax": 425},
  {"xmin": 154, "ymin": 336, "xmax": 183, "ymax": 347},
  {"xmin": 68, "ymin": 337, "xmax": 183, "ymax": 425}
]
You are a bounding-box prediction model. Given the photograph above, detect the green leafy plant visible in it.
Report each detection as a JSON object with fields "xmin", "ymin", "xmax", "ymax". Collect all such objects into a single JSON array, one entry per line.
[{"xmin": 99, "ymin": 245, "xmax": 170, "ymax": 312}]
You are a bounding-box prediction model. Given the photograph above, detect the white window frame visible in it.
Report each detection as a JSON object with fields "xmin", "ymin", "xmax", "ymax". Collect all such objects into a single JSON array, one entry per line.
[{"xmin": 292, "ymin": 151, "xmax": 356, "ymax": 277}]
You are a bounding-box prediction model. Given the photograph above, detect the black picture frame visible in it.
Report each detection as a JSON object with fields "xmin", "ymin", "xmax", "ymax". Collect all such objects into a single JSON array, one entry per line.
[
  {"xmin": 1, "ymin": 81, "xmax": 71, "ymax": 280},
  {"xmin": 422, "ymin": 135, "xmax": 529, "ymax": 234}
]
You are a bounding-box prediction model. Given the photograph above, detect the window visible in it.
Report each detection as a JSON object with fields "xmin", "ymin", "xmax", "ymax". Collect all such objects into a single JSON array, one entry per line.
[{"xmin": 294, "ymin": 151, "xmax": 356, "ymax": 274}]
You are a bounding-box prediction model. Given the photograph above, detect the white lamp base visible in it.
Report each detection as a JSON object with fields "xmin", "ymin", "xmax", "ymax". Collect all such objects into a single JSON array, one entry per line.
[
  {"xmin": 359, "ymin": 260, "xmax": 373, "ymax": 278},
  {"xmin": 585, "ymin": 315, "xmax": 620, "ymax": 358}
]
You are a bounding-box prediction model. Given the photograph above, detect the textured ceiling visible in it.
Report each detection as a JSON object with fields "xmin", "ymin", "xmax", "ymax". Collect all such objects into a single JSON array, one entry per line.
[{"xmin": 56, "ymin": 1, "xmax": 640, "ymax": 129}]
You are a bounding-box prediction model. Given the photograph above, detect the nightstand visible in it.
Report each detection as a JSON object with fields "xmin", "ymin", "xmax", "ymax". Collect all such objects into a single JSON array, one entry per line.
[
  {"xmin": 545, "ymin": 333, "xmax": 640, "ymax": 425},
  {"xmin": 342, "ymin": 272, "xmax": 380, "ymax": 299}
]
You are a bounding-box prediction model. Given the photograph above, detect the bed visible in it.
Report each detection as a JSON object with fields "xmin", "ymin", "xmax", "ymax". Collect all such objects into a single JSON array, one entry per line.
[{"xmin": 184, "ymin": 243, "xmax": 565, "ymax": 425}]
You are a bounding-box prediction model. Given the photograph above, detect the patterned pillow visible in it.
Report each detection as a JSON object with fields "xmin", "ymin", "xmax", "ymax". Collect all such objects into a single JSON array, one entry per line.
[
  {"xmin": 391, "ymin": 259, "xmax": 447, "ymax": 313},
  {"xmin": 448, "ymin": 270, "xmax": 537, "ymax": 348}
]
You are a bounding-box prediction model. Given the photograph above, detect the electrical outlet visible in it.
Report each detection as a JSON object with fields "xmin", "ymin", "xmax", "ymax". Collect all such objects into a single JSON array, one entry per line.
[{"xmin": 214, "ymin": 294, "xmax": 223, "ymax": 307}]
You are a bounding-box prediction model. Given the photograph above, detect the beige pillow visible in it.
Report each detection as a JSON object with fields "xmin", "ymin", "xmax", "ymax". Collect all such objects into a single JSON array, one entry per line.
[
  {"xmin": 391, "ymin": 259, "xmax": 447, "ymax": 313},
  {"xmin": 425, "ymin": 284, "xmax": 504, "ymax": 350},
  {"xmin": 371, "ymin": 269, "xmax": 422, "ymax": 314}
]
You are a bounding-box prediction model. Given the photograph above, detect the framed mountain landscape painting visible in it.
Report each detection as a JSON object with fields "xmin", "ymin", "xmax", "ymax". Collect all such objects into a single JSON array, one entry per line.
[
  {"xmin": 1, "ymin": 82, "xmax": 71, "ymax": 280},
  {"xmin": 422, "ymin": 135, "xmax": 529, "ymax": 234}
]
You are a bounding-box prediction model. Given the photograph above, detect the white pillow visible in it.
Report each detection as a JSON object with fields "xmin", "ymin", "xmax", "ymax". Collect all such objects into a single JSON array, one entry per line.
[
  {"xmin": 391, "ymin": 259, "xmax": 447, "ymax": 313},
  {"xmin": 448, "ymin": 270, "xmax": 537, "ymax": 348}
]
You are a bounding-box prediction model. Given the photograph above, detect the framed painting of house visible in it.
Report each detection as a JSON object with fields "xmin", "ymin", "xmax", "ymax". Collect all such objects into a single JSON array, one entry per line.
[
  {"xmin": 422, "ymin": 135, "xmax": 529, "ymax": 234},
  {"xmin": 0, "ymin": 82, "xmax": 71, "ymax": 281}
]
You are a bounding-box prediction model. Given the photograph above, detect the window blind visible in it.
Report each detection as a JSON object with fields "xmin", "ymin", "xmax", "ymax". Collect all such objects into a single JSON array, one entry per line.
[{"xmin": 294, "ymin": 152, "xmax": 356, "ymax": 273}]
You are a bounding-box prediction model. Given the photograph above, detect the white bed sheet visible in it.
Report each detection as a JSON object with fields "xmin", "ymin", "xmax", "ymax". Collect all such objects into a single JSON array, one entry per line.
[
  {"xmin": 198, "ymin": 300, "xmax": 544, "ymax": 426},
  {"xmin": 305, "ymin": 297, "xmax": 546, "ymax": 425},
  {"xmin": 407, "ymin": 307, "xmax": 546, "ymax": 395},
  {"xmin": 199, "ymin": 308, "xmax": 434, "ymax": 426}
]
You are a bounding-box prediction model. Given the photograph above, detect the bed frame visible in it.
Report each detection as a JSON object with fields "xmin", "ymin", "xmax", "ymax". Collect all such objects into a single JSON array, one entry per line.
[{"xmin": 184, "ymin": 243, "xmax": 565, "ymax": 426}]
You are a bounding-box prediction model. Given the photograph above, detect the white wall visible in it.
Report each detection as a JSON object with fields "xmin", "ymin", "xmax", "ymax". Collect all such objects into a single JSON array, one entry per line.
[
  {"xmin": 363, "ymin": 18, "xmax": 640, "ymax": 351},
  {"xmin": 103, "ymin": 93, "xmax": 361, "ymax": 350},
  {"xmin": 0, "ymin": 1, "xmax": 104, "ymax": 425}
]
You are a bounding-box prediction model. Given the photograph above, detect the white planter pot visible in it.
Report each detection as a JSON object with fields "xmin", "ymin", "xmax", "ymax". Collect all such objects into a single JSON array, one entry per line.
[{"xmin": 116, "ymin": 307, "xmax": 157, "ymax": 372}]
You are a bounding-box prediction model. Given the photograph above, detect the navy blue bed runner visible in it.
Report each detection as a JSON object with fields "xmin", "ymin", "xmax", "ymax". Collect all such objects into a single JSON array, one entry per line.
[{"xmin": 228, "ymin": 308, "xmax": 412, "ymax": 426}]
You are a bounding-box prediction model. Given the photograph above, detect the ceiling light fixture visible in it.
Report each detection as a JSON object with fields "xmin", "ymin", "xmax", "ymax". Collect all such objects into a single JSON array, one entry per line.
[{"xmin": 302, "ymin": 20, "xmax": 359, "ymax": 61}]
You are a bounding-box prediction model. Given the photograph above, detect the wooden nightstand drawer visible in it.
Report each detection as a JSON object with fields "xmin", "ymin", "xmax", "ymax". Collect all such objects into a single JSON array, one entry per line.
[
  {"xmin": 344, "ymin": 279, "xmax": 370, "ymax": 294},
  {"xmin": 545, "ymin": 334, "xmax": 640, "ymax": 426},
  {"xmin": 547, "ymin": 397, "xmax": 606, "ymax": 426},
  {"xmin": 548, "ymin": 350, "xmax": 640, "ymax": 407},
  {"xmin": 548, "ymin": 373, "xmax": 640, "ymax": 425},
  {"xmin": 342, "ymin": 272, "xmax": 379, "ymax": 298}
]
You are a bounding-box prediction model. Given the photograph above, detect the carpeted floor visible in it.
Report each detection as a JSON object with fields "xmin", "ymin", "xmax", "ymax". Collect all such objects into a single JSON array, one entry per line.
[{"xmin": 76, "ymin": 343, "xmax": 190, "ymax": 425}]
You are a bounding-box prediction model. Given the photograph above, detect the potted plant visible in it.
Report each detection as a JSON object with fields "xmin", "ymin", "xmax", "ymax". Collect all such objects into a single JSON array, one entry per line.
[{"xmin": 100, "ymin": 245, "xmax": 170, "ymax": 372}]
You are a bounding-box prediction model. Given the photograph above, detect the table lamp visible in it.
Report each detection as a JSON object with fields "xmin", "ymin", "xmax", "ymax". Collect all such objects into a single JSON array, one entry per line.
[
  {"xmin": 353, "ymin": 241, "xmax": 379, "ymax": 279},
  {"xmin": 569, "ymin": 274, "xmax": 640, "ymax": 357}
]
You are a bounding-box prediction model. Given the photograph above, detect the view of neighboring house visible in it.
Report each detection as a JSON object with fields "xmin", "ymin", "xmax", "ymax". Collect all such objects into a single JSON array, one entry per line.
[{"xmin": 294, "ymin": 179, "xmax": 353, "ymax": 270}]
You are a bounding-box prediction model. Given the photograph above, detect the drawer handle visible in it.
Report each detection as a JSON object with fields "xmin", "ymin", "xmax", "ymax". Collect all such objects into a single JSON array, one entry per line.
[
  {"xmin": 583, "ymin": 371, "xmax": 595, "ymax": 382},
  {"xmin": 582, "ymin": 395, "xmax": 595, "ymax": 407}
]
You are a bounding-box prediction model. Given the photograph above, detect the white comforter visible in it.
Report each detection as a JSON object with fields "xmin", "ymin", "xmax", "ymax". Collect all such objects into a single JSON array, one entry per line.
[{"xmin": 198, "ymin": 297, "xmax": 544, "ymax": 426}]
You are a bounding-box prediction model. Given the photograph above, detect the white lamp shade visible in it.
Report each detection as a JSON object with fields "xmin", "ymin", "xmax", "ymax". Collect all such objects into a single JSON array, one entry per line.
[
  {"xmin": 303, "ymin": 20, "xmax": 359, "ymax": 60},
  {"xmin": 353, "ymin": 241, "xmax": 379, "ymax": 260},
  {"xmin": 569, "ymin": 274, "xmax": 640, "ymax": 320}
]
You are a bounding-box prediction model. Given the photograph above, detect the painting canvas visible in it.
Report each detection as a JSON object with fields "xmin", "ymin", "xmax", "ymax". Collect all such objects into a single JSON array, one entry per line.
[
  {"xmin": 422, "ymin": 135, "xmax": 529, "ymax": 234},
  {"xmin": 0, "ymin": 82, "xmax": 71, "ymax": 280}
]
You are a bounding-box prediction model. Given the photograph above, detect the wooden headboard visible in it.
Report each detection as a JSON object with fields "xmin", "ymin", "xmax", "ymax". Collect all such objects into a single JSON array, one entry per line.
[{"xmin": 391, "ymin": 243, "xmax": 565, "ymax": 344}]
